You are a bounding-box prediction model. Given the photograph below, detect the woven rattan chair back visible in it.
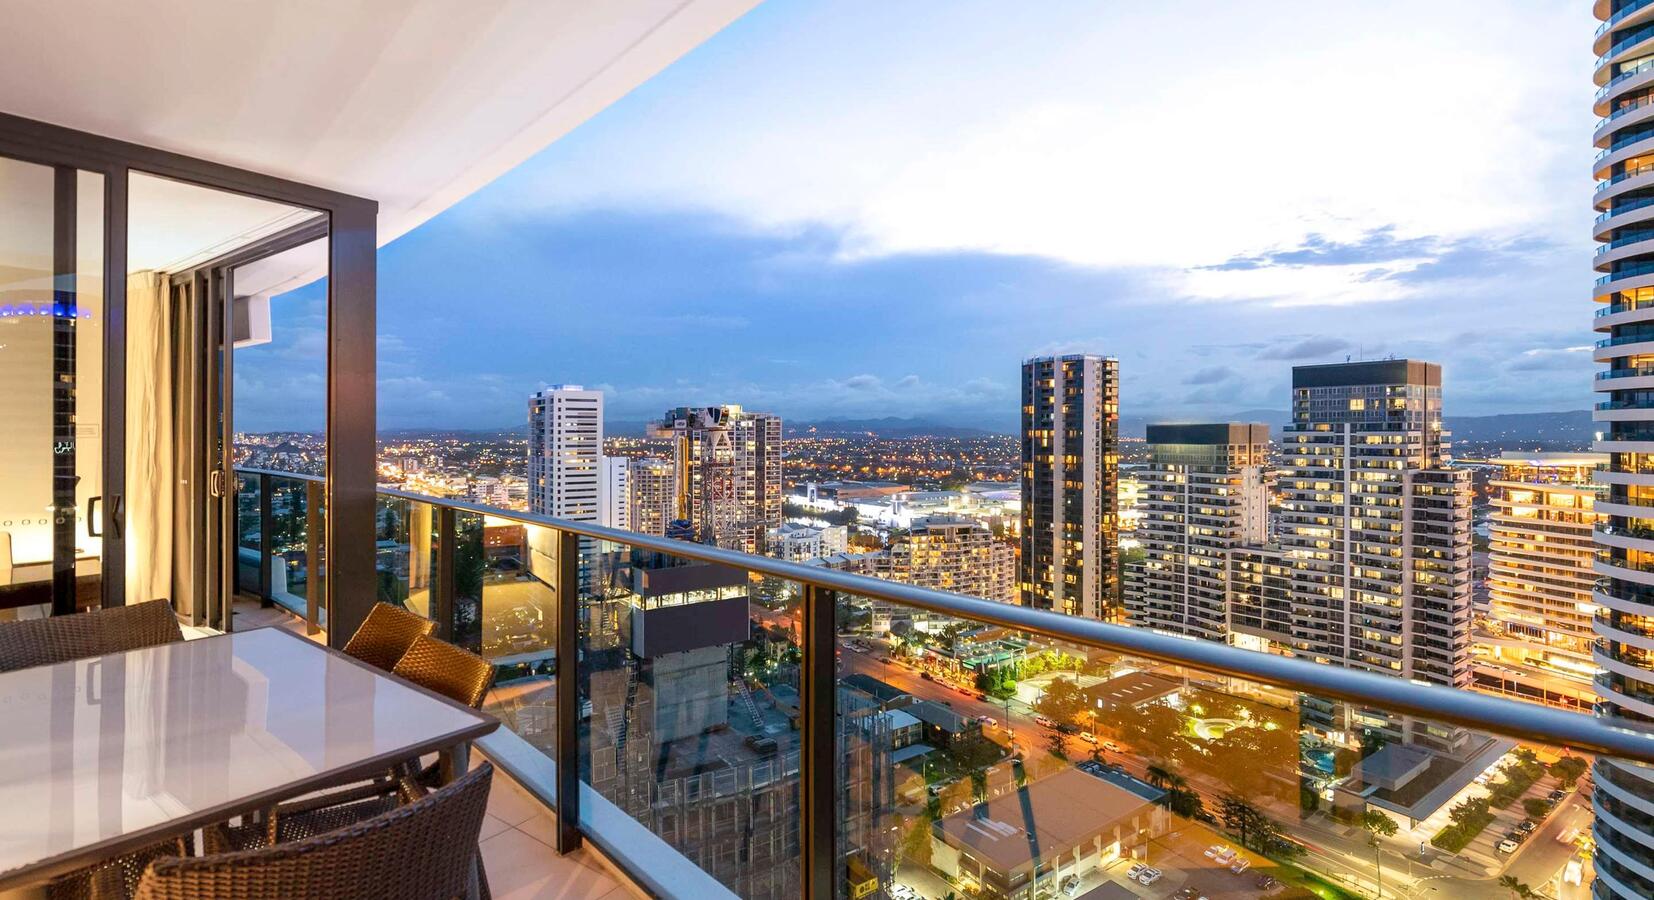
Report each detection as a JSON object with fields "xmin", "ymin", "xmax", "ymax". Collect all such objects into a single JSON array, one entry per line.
[
  {"xmin": 341, "ymin": 602, "xmax": 434, "ymax": 672},
  {"xmin": 133, "ymin": 763, "xmax": 494, "ymax": 900},
  {"xmin": 0, "ymin": 599, "xmax": 183, "ymax": 673},
  {"xmin": 392, "ymin": 635, "xmax": 495, "ymax": 709}
]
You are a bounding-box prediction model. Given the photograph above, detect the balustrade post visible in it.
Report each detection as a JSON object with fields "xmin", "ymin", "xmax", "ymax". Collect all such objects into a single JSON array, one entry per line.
[
  {"xmin": 800, "ymin": 583, "xmax": 837, "ymax": 900},
  {"xmin": 554, "ymin": 528, "xmax": 582, "ymax": 852}
]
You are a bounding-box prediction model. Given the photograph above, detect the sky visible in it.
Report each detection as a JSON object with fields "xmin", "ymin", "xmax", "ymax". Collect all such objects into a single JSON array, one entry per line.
[{"xmin": 235, "ymin": 0, "xmax": 1600, "ymax": 434}]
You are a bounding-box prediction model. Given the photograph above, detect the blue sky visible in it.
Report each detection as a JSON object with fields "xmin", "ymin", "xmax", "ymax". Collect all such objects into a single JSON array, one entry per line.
[{"xmin": 236, "ymin": 0, "xmax": 1599, "ymax": 434}]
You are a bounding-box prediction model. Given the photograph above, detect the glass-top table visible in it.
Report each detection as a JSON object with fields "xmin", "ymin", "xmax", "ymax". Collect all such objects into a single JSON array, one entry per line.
[{"xmin": 0, "ymin": 626, "xmax": 498, "ymax": 888}]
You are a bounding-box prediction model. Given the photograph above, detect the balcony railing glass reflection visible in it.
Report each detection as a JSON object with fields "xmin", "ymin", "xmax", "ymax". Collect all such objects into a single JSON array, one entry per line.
[{"xmin": 225, "ymin": 467, "xmax": 1654, "ymax": 900}]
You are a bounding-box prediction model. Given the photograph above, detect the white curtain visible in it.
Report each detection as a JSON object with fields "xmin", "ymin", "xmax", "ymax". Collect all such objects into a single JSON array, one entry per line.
[{"xmin": 125, "ymin": 271, "xmax": 173, "ymax": 606}]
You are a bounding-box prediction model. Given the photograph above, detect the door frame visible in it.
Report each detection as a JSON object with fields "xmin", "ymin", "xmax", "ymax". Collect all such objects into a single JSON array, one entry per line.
[
  {"xmin": 173, "ymin": 219, "xmax": 330, "ymax": 632},
  {"xmin": 0, "ymin": 111, "xmax": 378, "ymax": 648}
]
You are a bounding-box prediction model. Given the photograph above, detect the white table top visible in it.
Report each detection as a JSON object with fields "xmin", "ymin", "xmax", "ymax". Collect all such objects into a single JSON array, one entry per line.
[{"xmin": 0, "ymin": 626, "xmax": 496, "ymax": 887}]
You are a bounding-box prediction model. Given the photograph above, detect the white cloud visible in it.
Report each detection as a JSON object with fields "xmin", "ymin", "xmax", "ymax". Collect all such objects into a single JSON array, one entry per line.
[{"xmin": 485, "ymin": 0, "xmax": 1587, "ymax": 307}]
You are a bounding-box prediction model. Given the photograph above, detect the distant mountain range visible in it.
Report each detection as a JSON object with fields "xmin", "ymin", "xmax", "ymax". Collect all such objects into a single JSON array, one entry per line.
[
  {"xmin": 375, "ymin": 409, "xmax": 1596, "ymax": 446},
  {"xmin": 1119, "ymin": 409, "xmax": 1595, "ymax": 445}
]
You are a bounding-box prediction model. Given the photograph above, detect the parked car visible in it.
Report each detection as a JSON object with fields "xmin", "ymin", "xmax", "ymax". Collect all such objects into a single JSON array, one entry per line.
[
  {"xmin": 1102, "ymin": 740, "xmax": 1123, "ymax": 752},
  {"xmin": 1136, "ymin": 866, "xmax": 1162, "ymax": 886},
  {"xmin": 1060, "ymin": 875, "xmax": 1081, "ymax": 897},
  {"xmin": 1126, "ymin": 863, "xmax": 1147, "ymax": 882},
  {"xmin": 1231, "ymin": 858, "xmax": 1251, "ymax": 875},
  {"xmin": 1034, "ymin": 714, "xmax": 1054, "ymax": 727},
  {"xmin": 1173, "ymin": 889, "xmax": 1200, "ymax": 900},
  {"xmin": 1497, "ymin": 838, "xmax": 1519, "ymax": 855},
  {"xmin": 1548, "ymin": 788, "xmax": 1566, "ymax": 803},
  {"xmin": 1080, "ymin": 732, "xmax": 1098, "ymax": 744},
  {"xmin": 1515, "ymin": 819, "xmax": 1536, "ymax": 835},
  {"xmin": 888, "ymin": 886, "xmax": 918, "ymax": 900}
]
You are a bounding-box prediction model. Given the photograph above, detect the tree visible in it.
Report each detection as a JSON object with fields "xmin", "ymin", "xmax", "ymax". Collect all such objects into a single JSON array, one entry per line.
[
  {"xmin": 1145, "ymin": 762, "xmax": 1183, "ymax": 792},
  {"xmin": 1361, "ymin": 810, "xmax": 1399, "ymax": 839},
  {"xmin": 1034, "ymin": 676, "xmax": 1087, "ymax": 760},
  {"xmin": 901, "ymin": 812, "xmax": 935, "ymax": 866},
  {"xmin": 1448, "ymin": 796, "xmax": 1491, "ymax": 829},
  {"xmin": 1218, "ymin": 794, "xmax": 1277, "ymax": 853},
  {"xmin": 1498, "ymin": 875, "xmax": 1536, "ymax": 899},
  {"xmin": 1549, "ymin": 755, "xmax": 1588, "ymax": 790},
  {"xmin": 1361, "ymin": 809, "xmax": 1399, "ymax": 897}
]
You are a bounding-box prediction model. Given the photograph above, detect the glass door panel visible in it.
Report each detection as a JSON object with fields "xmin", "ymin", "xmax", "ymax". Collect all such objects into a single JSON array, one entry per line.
[{"xmin": 0, "ymin": 155, "xmax": 106, "ymax": 616}]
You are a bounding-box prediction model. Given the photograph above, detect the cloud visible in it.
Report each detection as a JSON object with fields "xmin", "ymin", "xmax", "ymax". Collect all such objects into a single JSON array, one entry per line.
[
  {"xmin": 1184, "ymin": 366, "xmax": 1236, "ymax": 385},
  {"xmin": 1258, "ymin": 336, "xmax": 1354, "ymax": 360},
  {"xmin": 1508, "ymin": 345, "xmax": 1593, "ymax": 372}
]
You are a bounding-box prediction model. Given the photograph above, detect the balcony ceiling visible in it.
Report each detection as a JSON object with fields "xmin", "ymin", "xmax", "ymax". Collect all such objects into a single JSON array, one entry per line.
[{"xmin": 0, "ymin": 0, "xmax": 757, "ymax": 247}]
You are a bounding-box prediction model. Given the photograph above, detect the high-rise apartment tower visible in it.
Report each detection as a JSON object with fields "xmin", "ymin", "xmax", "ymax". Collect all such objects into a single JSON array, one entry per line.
[
  {"xmin": 1277, "ymin": 361, "xmax": 1472, "ymax": 752},
  {"xmin": 662, "ymin": 406, "xmax": 783, "ymax": 553},
  {"xmin": 1590, "ymin": 8, "xmax": 1654, "ymax": 894},
  {"xmin": 1019, "ymin": 355, "xmax": 1119, "ymax": 620},
  {"xmin": 528, "ymin": 385, "xmax": 603, "ymax": 521},
  {"xmin": 1125, "ymin": 423, "xmax": 1270, "ymax": 642}
]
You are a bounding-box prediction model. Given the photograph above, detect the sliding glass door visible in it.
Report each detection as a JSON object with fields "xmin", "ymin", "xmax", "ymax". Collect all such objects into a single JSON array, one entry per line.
[{"xmin": 0, "ymin": 153, "xmax": 111, "ymax": 616}]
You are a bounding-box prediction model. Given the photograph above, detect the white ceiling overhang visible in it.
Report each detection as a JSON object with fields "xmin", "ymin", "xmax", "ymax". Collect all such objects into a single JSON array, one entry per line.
[{"xmin": 0, "ymin": 0, "xmax": 758, "ymax": 247}]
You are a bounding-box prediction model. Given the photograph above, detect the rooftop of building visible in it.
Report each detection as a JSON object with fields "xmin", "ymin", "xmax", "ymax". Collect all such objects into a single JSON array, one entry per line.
[
  {"xmin": 933, "ymin": 767, "xmax": 1159, "ymax": 873},
  {"xmin": 1082, "ymin": 671, "xmax": 1183, "ymax": 711},
  {"xmin": 1292, "ymin": 359, "xmax": 1440, "ymax": 389}
]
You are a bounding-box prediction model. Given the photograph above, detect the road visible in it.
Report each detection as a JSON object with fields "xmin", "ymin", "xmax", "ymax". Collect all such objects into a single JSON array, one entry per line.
[{"xmin": 1503, "ymin": 792, "xmax": 1590, "ymax": 899}]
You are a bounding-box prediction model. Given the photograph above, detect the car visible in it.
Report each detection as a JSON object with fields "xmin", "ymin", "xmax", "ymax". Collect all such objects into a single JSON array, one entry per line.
[
  {"xmin": 1497, "ymin": 838, "xmax": 1519, "ymax": 855},
  {"xmin": 957, "ymin": 686, "xmax": 972, "ymax": 697},
  {"xmin": 1080, "ymin": 732, "xmax": 1098, "ymax": 744},
  {"xmin": 920, "ymin": 672, "xmax": 934, "ymax": 681},
  {"xmin": 1558, "ymin": 827, "xmax": 1581, "ymax": 845},
  {"xmin": 1515, "ymin": 820, "xmax": 1536, "ymax": 835},
  {"xmin": 1102, "ymin": 740, "xmax": 1122, "ymax": 753},
  {"xmin": 878, "ymin": 656, "xmax": 893, "ymax": 665},
  {"xmin": 1126, "ymin": 863, "xmax": 1147, "ymax": 881},
  {"xmin": 1548, "ymin": 788, "xmax": 1566, "ymax": 803},
  {"xmin": 1061, "ymin": 875, "xmax": 1081, "ymax": 897},
  {"xmin": 1255, "ymin": 874, "xmax": 1281, "ymax": 891},
  {"xmin": 1230, "ymin": 858, "xmax": 1251, "ymax": 875},
  {"xmin": 888, "ymin": 886, "xmax": 918, "ymax": 900},
  {"xmin": 1564, "ymin": 859, "xmax": 1583, "ymax": 886},
  {"xmin": 977, "ymin": 716, "xmax": 997, "ymax": 727},
  {"xmin": 1034, "ymin": 714, "xmax": 1054, "ymax": 727},
  {"xmin": 1136, "ymin": 866, "xmax": 1162, "ymax": 886},
  {"xmin": 1173, "ymin": 889, "xmax": 1199, "ymax": 900}
]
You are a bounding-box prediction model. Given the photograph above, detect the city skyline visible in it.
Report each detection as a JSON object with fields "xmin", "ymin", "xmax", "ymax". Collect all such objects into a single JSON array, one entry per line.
[{"xmin": 232, "ymin": 0, "xmax": 1599, "ymax": 433}]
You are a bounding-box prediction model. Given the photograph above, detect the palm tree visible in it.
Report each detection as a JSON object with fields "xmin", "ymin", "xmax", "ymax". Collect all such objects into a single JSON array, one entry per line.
[
  {"xmin": 1498, "ymin": 875, "xmax": 1535, "ymax": 899},
  {"xmin": 1145, "ymin": 761, "xmax": 1184, "ymax": 791}
]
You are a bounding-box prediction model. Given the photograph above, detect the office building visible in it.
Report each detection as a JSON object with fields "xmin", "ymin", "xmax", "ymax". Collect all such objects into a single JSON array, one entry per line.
[
  {"xmin": 662, "ymin": 406, "xmax": 783, "ymax": 554},
  {"xmin": 1125, "ymin": 423, "xmax": 1270, "ymax": 642},
  {"xmin": 1473, "ymin": 453, "xmax": 1605, "ymax": 711},
  {"xmin": 627, "ymin": 457, "xmax": 678, "ymax": 537},
  {"xmin": 601, "ymin": 455, "xmax": 630, "ymax": 531},
  {"xmin": 1278, "ymin": 360, "xmax": 1472, "ymax": 752},
  {"xmin": 527, "ymin": 385, "xmax": 603, "ymax": 522},
  {"xmin": 1019, "ymin": 355, "xmax": 1119, "ymax": 620},
  {"xmin": 1591, "ymin": 9, "xmax": 1654, "ymax": 893}
]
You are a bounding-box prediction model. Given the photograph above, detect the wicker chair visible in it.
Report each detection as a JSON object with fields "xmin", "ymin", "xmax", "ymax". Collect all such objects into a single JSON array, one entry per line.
[
  {"xmin": 215, "ymin": 635, "xmax": 496, "ymax": 850},
  {"xmin": 0, "ymin": 599, "xmax": 183, "ymax": 673},
  {"xmin": 0, "ymin": 600, "xmax": 187, "ymax": 899},
  {"xmin": 392, "ymin": 634, "xmax": 496, "ymax": 709},
  {"xmin": 135, "ymin": 763, "xmax": 494, "ymax": 900},
  {"xmin": 341, "ymin": 602, "xmax": 435, "ymax": 672}
]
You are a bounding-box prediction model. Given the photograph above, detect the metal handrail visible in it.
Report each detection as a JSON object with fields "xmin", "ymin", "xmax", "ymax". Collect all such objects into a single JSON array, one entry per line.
[
  {"xmin": 369, "ymin": 483, "xmax": 1654, "ymax": 765},
  {"xmin": 235, "ymin": 465, "xmax": 325, "ymax": 483}
]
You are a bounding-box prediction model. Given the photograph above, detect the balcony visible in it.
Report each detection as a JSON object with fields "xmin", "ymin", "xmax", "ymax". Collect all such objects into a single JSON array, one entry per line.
[{"xmin": 4, "ymin": 6, "xmax": 1654, "ymax": 899}]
